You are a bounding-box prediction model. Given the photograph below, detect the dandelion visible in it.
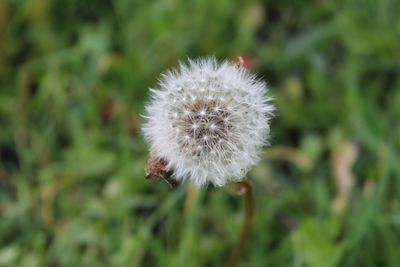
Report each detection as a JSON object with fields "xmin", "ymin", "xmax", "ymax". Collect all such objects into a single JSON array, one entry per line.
[{"xmin": 143, "ymin": 57, "xmax": 274, "ymax": 187}]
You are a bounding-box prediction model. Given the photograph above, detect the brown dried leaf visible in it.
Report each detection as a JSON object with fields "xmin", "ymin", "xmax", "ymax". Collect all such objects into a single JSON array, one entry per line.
[{"xmin": 331, "ymin": 142, "xmax": 358, "ymax": 214}]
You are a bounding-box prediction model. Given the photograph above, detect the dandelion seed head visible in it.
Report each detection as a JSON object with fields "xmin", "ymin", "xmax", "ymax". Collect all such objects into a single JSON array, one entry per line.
[{"xmin": 143, "ymin": 57, "xmax": 274, "ymax": 186}]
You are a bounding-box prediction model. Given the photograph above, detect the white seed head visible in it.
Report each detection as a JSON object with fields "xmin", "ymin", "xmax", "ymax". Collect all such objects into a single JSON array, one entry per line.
[{"xmin": 142, "ymin": 57, "xmax": 274, "ymax": 187}]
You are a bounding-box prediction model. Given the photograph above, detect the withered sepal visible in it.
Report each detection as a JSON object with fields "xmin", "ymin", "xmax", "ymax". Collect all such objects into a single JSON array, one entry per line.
[{"xmin": 145, "ymin": 156, "xmax": 179, "ymax": 188}]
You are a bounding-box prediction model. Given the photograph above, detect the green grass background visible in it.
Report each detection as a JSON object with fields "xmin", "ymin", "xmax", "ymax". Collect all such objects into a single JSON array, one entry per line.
[{"xmin": 1, "ymin": 0, "xmax": 400, "ymax": 266}]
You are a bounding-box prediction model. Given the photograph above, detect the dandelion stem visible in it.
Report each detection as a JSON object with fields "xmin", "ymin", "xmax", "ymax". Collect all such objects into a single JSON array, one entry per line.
[{"xmin": 224, "ymin": 178, "xmax": 254, "ymax": 267}]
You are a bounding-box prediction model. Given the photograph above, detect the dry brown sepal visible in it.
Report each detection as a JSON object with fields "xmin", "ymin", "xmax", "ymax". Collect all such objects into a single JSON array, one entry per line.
[{"xmin": 145, "ymin": 156, "xmax": 179, "ymax": 188}]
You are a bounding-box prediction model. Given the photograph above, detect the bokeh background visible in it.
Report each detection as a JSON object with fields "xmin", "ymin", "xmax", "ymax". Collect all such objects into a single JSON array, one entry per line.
[{"xmin": 1, "ymin": 0, "xmax": 400, "ymax": 266}]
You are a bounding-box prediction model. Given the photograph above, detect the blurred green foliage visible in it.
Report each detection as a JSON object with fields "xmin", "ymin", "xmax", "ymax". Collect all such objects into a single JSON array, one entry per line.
[{"xmin": 1, "ymin": 0, "xmax": 400, "ymax": 266}]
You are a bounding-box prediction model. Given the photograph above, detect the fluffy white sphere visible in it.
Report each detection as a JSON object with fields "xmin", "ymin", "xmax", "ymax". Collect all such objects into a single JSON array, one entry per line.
[{"xmin": 143, "ymin": 57, "xmax": 274, "ymax": 187}]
